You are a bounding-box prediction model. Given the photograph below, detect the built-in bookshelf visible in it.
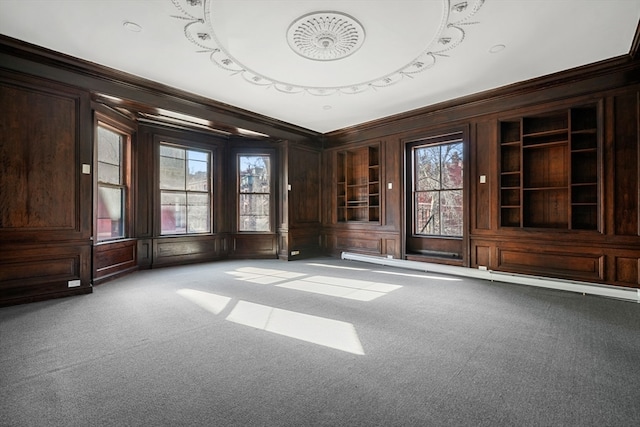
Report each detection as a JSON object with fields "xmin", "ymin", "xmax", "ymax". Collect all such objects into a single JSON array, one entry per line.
[
  {"xmin": 499, "ymin": 104, "xmax": 599, "ymax": 230},
  {"xmin": 337, "ymin": 145, "xmax": 380, "ymax": 222}
]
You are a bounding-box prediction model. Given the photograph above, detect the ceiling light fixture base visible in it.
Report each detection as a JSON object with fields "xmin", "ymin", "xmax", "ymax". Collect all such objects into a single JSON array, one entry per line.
[{"xmin": 286, "ymin": 12, "xmax": 366, "ymax": 61}]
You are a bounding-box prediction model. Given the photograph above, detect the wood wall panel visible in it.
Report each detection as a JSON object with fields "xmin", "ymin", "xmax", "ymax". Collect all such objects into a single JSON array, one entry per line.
[
  {"xmin": 614, "ymin": 256, "xmax": 639, "ymax": 286},
  {"xmin": 137, "ymin": 239, "xmax": 152, "ymax": 268},
  {"xmin": 498, "ymin": 249, "xmax": 604, "ymax": 281},
  {"xmin": 0, "ymin": 84, "xmax": 76, "ymax": 230},
  {"xmin": 613, "ymin": 92, "xmax": 639, "ymax": 236},
  {"xmin": 336, "ymin": 236, "xmax": 380, "ymax": 253},
  {"xmin": 0, "ymin": 71, "xmax": 92, "ymax": 306},
  {"xmin": 0, "ymin": 245, "xmax": 91, "ymax": 306},
  {"xmin": 289, "ymin": 145, "xmax": 321, "ymax": 223},
  {"xmin": 384, "ymin": 138, "xmax": 400, "ymax": 229},
  {"xmin": 285, "ymin": 226, "xmax": 322, "ymax": 259},
  {"xmin": 0, "ymin": 256, "xmax": 77, "ymax": 283},
  {"xmin": 385, "ymin": 239, "xmax": 396, "ymax": 257},
  {"xmin": 94, "ymin": 240, "xmax": 137, "ymax": 283},
  {"xmin": 153, "ymin": 236, "xmax": 226, "ymax": 266},
  {"xmin": 230, "ymin": 234, "xmax": 277, "ymax": 259},
  {"xmin": 473, "ymin": 120, "xmax": 494, "ymax": 230},
  {"xmin": 474, "ymin": 245, "xmax": 491, "ymax": 268},
  {"xmin": 156, "ymin": 237, "xmax": 218, "ymax": 259},
  {"xmin": 135, "ymin": 130, "xmax": 154, "ymax": 238},
  {"xmin": 0, "ymin": 76, "xmax": 90, "ymax": 242}
]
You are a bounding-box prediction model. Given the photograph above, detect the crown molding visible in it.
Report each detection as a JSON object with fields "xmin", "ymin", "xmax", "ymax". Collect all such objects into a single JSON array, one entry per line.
[
  {"xmin": 630, "ymin": 19, "xmax": 640, "ymax": 60},
  {"xmin": 326, "ymin": 54, "xmax": 640, "ymax": 143},
  {"xmin": 0, "ymin": 34, "xmax": 321, "ymax": 143}
]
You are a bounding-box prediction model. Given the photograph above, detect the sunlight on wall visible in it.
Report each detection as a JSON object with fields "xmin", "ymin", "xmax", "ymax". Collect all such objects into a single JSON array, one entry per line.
[
  {"xmin": 176, "ymin": 289, "xmax": 231, "ymax": 314},
  {"xmin": 226, "ymin": 300, "xmax": 365, "ymax": 355}
]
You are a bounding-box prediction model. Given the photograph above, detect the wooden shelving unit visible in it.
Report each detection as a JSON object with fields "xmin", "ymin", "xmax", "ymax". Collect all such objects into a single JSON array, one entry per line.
[
  {"xmin": 499, "ymin": 105, "xmax": 599, "ymax": 230},
  {"xmin": 570, "ymin": 107, "xmax": 598, "ymax": 230},
  {"xmin": 499, "ymin": 120, "xmax": 522, "ymax": 227},
  {"xmin": 337, "ymin": 145, "xmax": 380, "ymax": 222}
]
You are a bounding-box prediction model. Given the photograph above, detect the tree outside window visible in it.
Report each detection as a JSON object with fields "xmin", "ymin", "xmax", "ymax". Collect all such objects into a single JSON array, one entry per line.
[
  {"xmin": 238, "ymin": 155, "xmax": 271, "ymax": 232},
  {"xmin": 413, "ymin": 142, "xmax": 463, "ymax": 237},
  {"xmin": 159, "ymin": 144, "xmax": 211, "ymax": 235}
]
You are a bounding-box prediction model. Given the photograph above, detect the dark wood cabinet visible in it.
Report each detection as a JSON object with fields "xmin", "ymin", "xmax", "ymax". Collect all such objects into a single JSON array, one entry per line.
[
  {"xmin": 337, "ymin": 145, "xmax": 380, "ymax": 222},
  {"xmin": 499, "ymin": 104, "xmax": 600, "ymax": 230}
]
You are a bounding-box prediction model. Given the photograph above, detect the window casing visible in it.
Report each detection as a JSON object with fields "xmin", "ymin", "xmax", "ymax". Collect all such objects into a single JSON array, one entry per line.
[
  {"xmin": 412, "ymin": 140, "xmax": 464, "ymax": 237},
  {"xmin": 159, "ymin": 143, "xmax": 212, "ymax": 235},
  {"xmin": 238, "ymin": 154, "xmax": 271, "ymax": 232},
  {"xmin": 96, "ymin": 123, "xmax": 129, "ymax": 241}
]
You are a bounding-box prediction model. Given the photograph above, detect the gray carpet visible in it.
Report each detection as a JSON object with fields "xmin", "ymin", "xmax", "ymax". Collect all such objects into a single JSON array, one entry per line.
[{"xmin": 1, "ymin": 257, "xmax": 639, "ymax": 426}]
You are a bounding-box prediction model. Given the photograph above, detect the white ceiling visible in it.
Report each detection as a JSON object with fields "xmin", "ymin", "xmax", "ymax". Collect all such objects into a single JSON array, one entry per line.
[{"xmin": 1, "ymin": 0, "xmax": 638, "ymax": 134}]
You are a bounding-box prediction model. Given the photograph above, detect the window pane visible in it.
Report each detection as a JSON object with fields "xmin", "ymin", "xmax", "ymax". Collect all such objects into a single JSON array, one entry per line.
[
  {"xmin": 239, "ymin": 155, "xmax": 270, "ymax": 193},
  {"xmin": 98, "ymin": 162, "xmax": 121, "ymax": 186},
  {"xmin": 97, "ymin": 126, "xmax": 122, "ymax": 185},
  {"xmin": 441, "ymin": 190, "xmax": 463, "ymax": 236},
  {"xmin": 160, "ymin": 145, "xmax": 185, "ymax": 160},
  {"xmin": 415, "ymin": 146, "xmax": 441, "ymax": 191},
  {"xmin": 160, "ymin": 146, "xmax": 186, "ymax": 190},
  {"xmin": 239, "ymin": 194, "xmax": 270, "ymax": 231},
  {"xmin": 413, "ymin": 140, "xmax": 464, "ymax": 237},
  {"xmin": 187, "ymin": 193, "xmax": 210, "ymax": 233},
  {"xmin": 441, "ymin": 142, "xmax": 463, "ymax": 189},
  {"xmin": 415, "ymin": 191, "xmax": 440, "ymax": 235},
  {"xmin": 188, "ymin": 150, "xmax": 208, "ymax": 162},
  {"xmin": 187, "ymin": 158, "xmax": 208, "ymax": 191},
  {"xmin": 97, "ymin": 127, "xmax": 121, "ymax": 166},
  {"xmin": 159, "ymin": 144, "xmax": 212, "ymax": 235},
  {"xmin": 97, "ymin": 186, "xmax": 124, "ymax": 240},
  {"xmin": 161, "ymin": 191, "xmax": 186, "ymax": 234}
]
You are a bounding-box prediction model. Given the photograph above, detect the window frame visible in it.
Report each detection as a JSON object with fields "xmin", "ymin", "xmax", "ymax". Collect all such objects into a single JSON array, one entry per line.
[
  {"xmin": 235, "ymin": 150, "xmax": 275, "ymax": 233},
  {"xmin": 158, "ymin": 140, "xmax": 213, "ymax": 236},
  {"xmin": 411, "ymin": 139, "xmax": 464, "ymax": 238},
  {"xmin": 94, "ymin": 112, "xmax": 133, "ymax": 243}
]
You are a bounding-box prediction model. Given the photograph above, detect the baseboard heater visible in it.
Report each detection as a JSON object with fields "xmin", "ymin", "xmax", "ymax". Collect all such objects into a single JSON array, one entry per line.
[{"xmin": 341, "ymin": 252, "xmax": 640, "ymax": 303}]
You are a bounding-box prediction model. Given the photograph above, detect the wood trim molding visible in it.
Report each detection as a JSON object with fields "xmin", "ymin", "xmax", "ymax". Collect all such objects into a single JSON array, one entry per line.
[
  {"xmin": 0, "ymin": 34, "xmax": 321, "ymax": 142},
  {"xmin": 630, "ymin": 19, "xmax": 640, "ymax": 60},
  {"xmin": 326, "ymin": 55, "xmax": 640, "ymax": 143}
]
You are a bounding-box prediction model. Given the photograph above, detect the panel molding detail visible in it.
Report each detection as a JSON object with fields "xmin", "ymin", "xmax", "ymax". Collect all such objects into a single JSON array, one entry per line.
[{"xmin": 498, "ymin": 249, "xmax": 604, "ymax": 281}]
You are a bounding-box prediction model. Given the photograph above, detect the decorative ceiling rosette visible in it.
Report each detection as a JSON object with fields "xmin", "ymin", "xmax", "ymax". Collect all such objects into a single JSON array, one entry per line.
[{"xmin": 171, "ymin": 0, "xmax": 485, "ymax": 96}]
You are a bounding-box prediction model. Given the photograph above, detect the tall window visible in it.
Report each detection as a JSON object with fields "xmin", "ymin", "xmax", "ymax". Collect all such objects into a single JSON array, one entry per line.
[
  {"xmin": 412, "ymin": 141, "xmax": 463, "ymax": 237},
  {"xmin": 96, "ymin": 124, "xmax": 128, "ymax": 241},
  {"xmin": 159, "ymin": 143, "xmax": 211, "ymax": 235},
  {"xmin": 238, "ymin": 154, "xmax": 271, "ymax": 232}
]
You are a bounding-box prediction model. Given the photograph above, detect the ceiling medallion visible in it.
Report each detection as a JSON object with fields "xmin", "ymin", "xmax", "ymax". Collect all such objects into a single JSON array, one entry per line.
[
  {"xmin": 171, "ymin": 0, "xmax": 485, "ymax": 96},
  {"xmin": 286, "ymin": 12, "xmax": 365, "ymax": 61}
]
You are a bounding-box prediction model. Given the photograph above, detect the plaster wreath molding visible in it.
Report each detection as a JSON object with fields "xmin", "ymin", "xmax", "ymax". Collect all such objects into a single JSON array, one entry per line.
[{"xmin": 171, "ymin": 0, "xmax": 485, "ymax": 96}]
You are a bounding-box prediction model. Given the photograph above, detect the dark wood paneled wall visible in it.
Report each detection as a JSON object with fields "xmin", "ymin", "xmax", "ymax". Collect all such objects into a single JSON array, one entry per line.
[
  {"xmin": 0, "ymin": 70, "xmax": 93, "ymax": 305},
  {"xmin": 2, "ymin": 36, "xmax": 639, "ymax": 307},
  {"xmin": 0, "ymin": 37, "xmax": 321, "ymax": 305},
  {"xmin": 324, "ymin": 59, "xmax": 640, "ymax": 289},
  {"xmin": 279, "ymin": 143, "xmax": 323, "ymax": 260}
]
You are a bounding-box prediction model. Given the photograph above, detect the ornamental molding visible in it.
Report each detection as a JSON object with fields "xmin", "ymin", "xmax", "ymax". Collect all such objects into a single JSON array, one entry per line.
[
  {"xmin": 286, "ymin": 12, "xmax": 366, "ymax": 62},
  {"xmin": 171, "ymin": 0, "xmax": 485, "ymax": 96}
]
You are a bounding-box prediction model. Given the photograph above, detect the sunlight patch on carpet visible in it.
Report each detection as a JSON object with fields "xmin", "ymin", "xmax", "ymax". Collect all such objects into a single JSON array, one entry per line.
[
  {"xmin": 227, "ymin": 267, "xmax": 306, "ymax": 284},
  {"xmin": 226, "ymin": 301, "xmax": 365, "ymax": 355},
  {"xmin": 277, "ymin": 275, "xmax": 402, "ymax": 301},
  {"xmin": 177, "ymin": 289, "xmax": 231, "ymax": 314}
]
